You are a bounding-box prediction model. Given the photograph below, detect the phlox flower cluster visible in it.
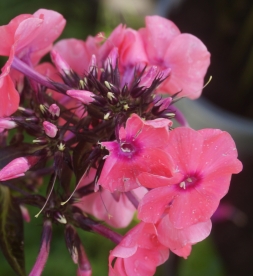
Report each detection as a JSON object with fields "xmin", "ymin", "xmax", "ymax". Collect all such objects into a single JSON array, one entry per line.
[{"xmin": 0, "ymin": 9, "xmax": 242, "ymax": 276}]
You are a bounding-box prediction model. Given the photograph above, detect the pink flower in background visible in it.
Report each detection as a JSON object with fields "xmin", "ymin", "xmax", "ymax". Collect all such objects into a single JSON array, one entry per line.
[
  {"xmin": 0, "ymin": 9, "xmax": 65, "ymax": 117},
  {"xmin": 139, "ymin": 16, "xmax": 211, "ymax": 99},
  {"xmin": 138, "ymin": 127, "xmax": 242, "ymax": 228},
  {"xmin": 109, "ymin": 222, "xmax": 169, "ymax": 276},
  {"xmin": 98, "ymin": 114, "xmax": 174, "ymax": 192},
  {"xmin": 53, "ymin": 37, "xmax": 101, "ymax": 76},
  {"xmin": 75, "ymin": 168, "xmax": 147, "ymax": 228}
]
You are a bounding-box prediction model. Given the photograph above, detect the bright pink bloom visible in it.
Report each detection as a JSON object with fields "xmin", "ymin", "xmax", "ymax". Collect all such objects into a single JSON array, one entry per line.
[
  {"xmin": 98, "ymin": 113, "xmax": 173, "ymax": 192},
  {"xmin": 43, "ymin": 121, "xmax": 58, "ymax": 138},
  {"xmin": 139, "ymin": 16, "xmax": 210, "ymax": 99},
  {"xmin": 109, "ymin": 222, "xmax": 169, "ymax": 276},
  {"xmin": 0, "ymin": 9, "xmax": 66, "ymax": 116},
  {"xmin": 0, "ymin": 156, "xmax": 39, "ymax": 181},
  {"xmin": 138, "ymin": 127, "xmax": 242, "ymax": 228}
]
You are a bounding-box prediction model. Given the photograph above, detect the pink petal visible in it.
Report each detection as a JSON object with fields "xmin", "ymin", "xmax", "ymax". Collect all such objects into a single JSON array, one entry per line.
[
  {"xmin": 165, "ymin": 127, "xmax": 204, "ymax": 173},
  {"xmin": 119, "ymin": 29, "xmax": 147, "ymax": 68},
  {"xmin": 29, "ymin": 9, "xmax": 66, "ymax": 53},
  {"xmin": 138, "ymin": 186, "xmax": 176, "ymax": 223},
  {"xmin": 0, "ymin": 14, "xmax": 32, "ymax": 56},
  {"xmin": 170, "ymin": 244, "xmax": 192, "ymax": 259},
  {"xmin": 162, "ymin": 34, "xmax": 210, "ymax": 99},
  {"xmin": 0, "ymin": 74, "xmax": 19, "ymax": 117},
  {"xmin": 53, "ymin": 38, "xmax": 94, "ymax": 75},
  {"xmin": 198, "ymin": 129, "xmax": 243, "ymax": 175},
  {"xmin": 98, "ymin": 147, "xmax": 173, "ymax": 192},
  {"xmin": 139, "ymin": 16, "xmax": 180, "ymax": 64},
  {"xmin": 14, "ymin": 17, "xmax": 43, "ymax": 52},
  {"xmin": 169, "ymin": 188, "xmax": 218, "ymax": 229},
  {"xmin": 157, "ymin": 214, "xmax": 212, "ymax": 250},
  {"xmin": 124, "ymin": 247, "xmax": 169, "ymax": 276}
]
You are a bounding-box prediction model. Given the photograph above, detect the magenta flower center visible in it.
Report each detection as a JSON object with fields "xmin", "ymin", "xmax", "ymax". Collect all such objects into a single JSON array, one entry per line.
[
  {"xmin": 119, "ymin": 141, "xmax": 137, "ymax": 159},
  {"xmin": 179, "ymin": 175, "xmax": 199, "ymax": 190}
]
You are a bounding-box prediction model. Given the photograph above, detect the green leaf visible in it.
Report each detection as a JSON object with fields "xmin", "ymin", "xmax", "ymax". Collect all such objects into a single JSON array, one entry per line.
[
  {"xmin": 178, "ymin": 236, "xmax": 225, "ymax": 276},
  {"xmin": 0, "ymin": 186, "xmax": 25, "ymax": 276}
]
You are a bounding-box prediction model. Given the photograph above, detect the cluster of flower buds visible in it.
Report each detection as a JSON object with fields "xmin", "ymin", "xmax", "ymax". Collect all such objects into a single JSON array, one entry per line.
[{"xmin": 0, "ymin": 9, "xmax": 242, "ymax": 276}]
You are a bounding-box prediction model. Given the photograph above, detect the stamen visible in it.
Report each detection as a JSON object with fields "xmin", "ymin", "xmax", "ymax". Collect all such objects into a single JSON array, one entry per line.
[
  {"xmin": 61, "ymin": 167, "xmax": 89, "ymax": 206},
  {"xmin": 107, "ymin": 92, "xmax": 115, "ymax": 101},
  {"xmin": 104, "ymin": 112, "xmax": 110, "ymax": 120},
  {"xmin": 35, "ymin": 174, "xmax": 57, "ymax": 218},
  {"xmin": 179, "ymin": 181, "xmax": 186, "ymax": 189}
]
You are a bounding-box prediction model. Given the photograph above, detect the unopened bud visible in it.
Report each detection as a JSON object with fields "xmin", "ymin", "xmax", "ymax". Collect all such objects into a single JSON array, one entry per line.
[
  {"xmin": 0, "ymin": 118, "xmax": 17, "ymax": 130},
  {"xmin": 48, "ymin": 104, "xmax": 60, "ymax": 118},
  {"xmin": 66, "ymin": 90, "xmax": 95, "ymax": 105},
  {"xmin": 43, "ymin": 121, "xmax": 58, "ymax": 138},
  {"xmin": 51, "ymin": 49, "xmax": 71, "ymax": 75},
  {"xmin": 0, "ymin": 156, "xmax": 39, "ymax": 181}
]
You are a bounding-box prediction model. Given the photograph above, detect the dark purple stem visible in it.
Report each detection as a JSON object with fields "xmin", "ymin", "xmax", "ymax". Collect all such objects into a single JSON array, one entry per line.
[
  {"xmin": 125, "ymin": 191, "xmax": 139, "ymax": 209},
  {"xmin": 74, "ymin": 213, "xmax": 123, "ymax": 244},
  {"xmin": 12, "ymin": 57, "xmax": 56, "ymax": 90}
]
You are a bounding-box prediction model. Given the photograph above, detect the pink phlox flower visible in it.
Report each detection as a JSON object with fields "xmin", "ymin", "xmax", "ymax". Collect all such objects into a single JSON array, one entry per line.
[
  {"xmin": 109, "ymin": 222, "xmax": 169, "ymax": 276},
  {"xmin": 75, "ymin": 169, "xmax": 147, "ymax": 228},
  {"xmin": 97, "ymin": 113, "xmax": 174, "ymax": 192},
  {"xmin": 0, "ymin": 156, "xmax": 39, "ymax": 181},
  {"xmin": 99, "ymin": 24, "xmax": 148, "ymax": 85},
  {"xmin": 52, "ymin": 35, "xmax": 101, "ymax": 76},
  {"xmin": 139, "ymin": 16, "xmax": 211, "ymax": 99},
  {"xmin": 0, "ymin": 9, "xmax": 66, "ymax": 117},
  {"xmin": 137, "ymin": 127, "xmax": 242, "ymax": 229}
]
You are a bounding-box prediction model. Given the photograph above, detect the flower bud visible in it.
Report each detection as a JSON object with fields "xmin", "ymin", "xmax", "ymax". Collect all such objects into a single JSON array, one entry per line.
[
  {"xmin": 0, "ymin": 156, "xmax": 39, "ymax": 181},
  {"xmin": 48, "ymin": 104, "xmax": 60, "ymax": 118},
  {"xmin": 29, "ymin": 220, "xmax": 52, "ymax": 276},
  {"xmin": 51, "ymin": 49, "xmax": 71, "ymax": 75},
  {"xmin": 66, "ymin": 90, "xmax": 95, "ymax": 105},
  {"xmin": 0, "ymin": 118, "xmax": 17, "ymax": 130},
  {"xmin": 43, "ymin": 121, "xmax": 58, "ymax": 138}
]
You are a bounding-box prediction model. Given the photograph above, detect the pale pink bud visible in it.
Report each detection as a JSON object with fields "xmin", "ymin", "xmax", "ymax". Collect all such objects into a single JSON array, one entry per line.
[
  {"xmin": 51, "ymin": 49, "xmax": 71, "ymax": 75},
  {"xmin": 48, "ymin": 104, "xmax": 60, "ymax": 117},
  {"xmin": 0, "ymin": 156, "xmax": 38, "ymax": 181},
  {"xmin": 43, "ymin": 121, "xmax": 58, "ymax": 138},
  {"xmin": 29, "ymin": 220, "xmax": 52, "ymax": 276},
  {"xmin": 105, "ymin": 47, "xmax": 118, "ymax": 70},
  {"xmin": 88, "ymin": 54, "xmax": 97, "ymax": 72},
  {"xmin": 66, "ymin": 90, "xmax": 95, "ymax": 105},
  {"xmin": 20, "ymin": 205, "xmax": 30, "ymax": 222},
  {"xmin": 155, "ymin": 97, "xmax": 173, "ymax": 111},
  {"xmin": 0, "ymin": 118, "xmax": 17, "ymax": 130},
  {"xmin": 139, "ymin": 66, "xmax": 171, "ymax": 88}
]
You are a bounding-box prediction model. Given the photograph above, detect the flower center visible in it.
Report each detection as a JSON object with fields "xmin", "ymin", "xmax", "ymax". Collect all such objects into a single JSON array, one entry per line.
[
  {"xmin": 120, "ymin": 142, "xmax": 135, "ymax": 153},
  {"xmin": 179, "ymin": 176, "xmax": 197, "ymax": 190}
]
